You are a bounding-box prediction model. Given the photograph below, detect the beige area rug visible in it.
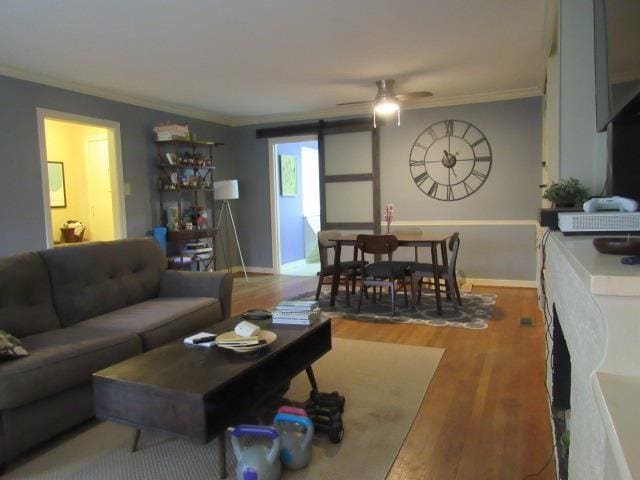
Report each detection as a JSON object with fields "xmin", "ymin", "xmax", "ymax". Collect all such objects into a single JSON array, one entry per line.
[{"xmin": 6, "ymin": 339, "xmax": 444, "ymax": 480}]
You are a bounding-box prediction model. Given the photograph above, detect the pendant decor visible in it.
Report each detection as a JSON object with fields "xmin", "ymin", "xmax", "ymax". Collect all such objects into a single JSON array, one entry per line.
[{"xmin": 409, "ymin": 120, "xmax": 492, "ymax": 201}]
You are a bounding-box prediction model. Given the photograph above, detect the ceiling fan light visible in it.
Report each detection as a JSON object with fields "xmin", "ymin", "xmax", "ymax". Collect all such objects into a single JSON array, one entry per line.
[{"xmin": 374, "ymin": 99, "xmax": 399, "ymax": 115}]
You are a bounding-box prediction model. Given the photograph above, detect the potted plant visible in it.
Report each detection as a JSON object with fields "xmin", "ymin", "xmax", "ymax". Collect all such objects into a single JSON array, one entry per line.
[{"xmin": 542, "ymin": 178, "xmax": 590, "ymax": 208}]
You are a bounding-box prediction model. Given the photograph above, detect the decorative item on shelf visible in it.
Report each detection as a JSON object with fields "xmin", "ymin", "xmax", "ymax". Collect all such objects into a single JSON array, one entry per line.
[
  {"xmin": 194, "ymin": 206, "xmax": 208, "ymax": 230},
  {"xmin": 188, "ymin": 175, "xmax": 200, "ymax": 189},
  {"xmin": 384, "ymin": 203, "xmax": 394, "ymax": 233},
  {"xmin": 166, "ymin": 206, "xmax": 180, "ymax": 231},
  {"xmin": 153, "ymin": 122, "xmax": 190, "ymax": 141},
  {"xmin": 593, "ymin": 236, "xmax": 640, "ymax": 255},
  {"xmin": 164, "ymin": 153, "xmax": 177, "ymax": 165},
  {"xmin": 215, "ymin": 179, "xmax": 248, "ymax": 281},
  {"xmin": 542, "ymin": 178, "xmax": 590, "ymax": 208}
]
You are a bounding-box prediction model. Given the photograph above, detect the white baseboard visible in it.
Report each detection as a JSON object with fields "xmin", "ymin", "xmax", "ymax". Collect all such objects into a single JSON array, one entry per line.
[
  {"xmin": 280, "ymin": 259, "xmax": 309, "ymax": 270},
  {"xmin": 227, "ymin": 266, "xmax": 275, "ymax": 275},
  {"xmin": 467, "ymin": 277, "xmax": 537, "ymax": 288}
]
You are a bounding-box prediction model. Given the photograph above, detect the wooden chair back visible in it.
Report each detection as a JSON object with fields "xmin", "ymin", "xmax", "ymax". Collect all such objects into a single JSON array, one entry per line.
[
  {"xmin": 356, "ymin": 234, "xmax": 399, "ymax": 262},
  {"xmin": 317, "ymin": 230, "xmax": 340, "ymax": 269},
  {"xmin": 447, "ymin": 232, "xmax": 460, "ymax": 273}
]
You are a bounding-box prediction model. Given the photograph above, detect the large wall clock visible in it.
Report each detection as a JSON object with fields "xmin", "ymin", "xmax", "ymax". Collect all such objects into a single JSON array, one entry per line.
[{"xmin": 409, "ymin": 119, "xmax": 492, "ymax": 201}]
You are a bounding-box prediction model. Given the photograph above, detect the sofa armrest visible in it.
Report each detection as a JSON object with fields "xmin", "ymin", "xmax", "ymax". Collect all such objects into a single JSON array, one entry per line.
[{"xmin": 159, "ymin": 271, "xmax": 234, "ymax": 320}]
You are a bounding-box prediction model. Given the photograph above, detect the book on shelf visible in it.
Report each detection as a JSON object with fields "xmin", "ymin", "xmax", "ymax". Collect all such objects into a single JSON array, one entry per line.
[{"xmin": 183, "ymin": 247, "xmax": 213, "ymax": 254}]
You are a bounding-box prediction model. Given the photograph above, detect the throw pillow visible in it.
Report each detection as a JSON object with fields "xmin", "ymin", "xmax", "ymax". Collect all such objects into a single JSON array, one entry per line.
[{"xmin": 0, "ymin": 330, "xmax": 29, "ymax": 359}]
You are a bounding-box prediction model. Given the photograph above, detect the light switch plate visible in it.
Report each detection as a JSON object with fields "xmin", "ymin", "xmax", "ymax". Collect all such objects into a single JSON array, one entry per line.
[{"xmin": 124, "ymin": 183, "xmax": 131, "ymax": 195}]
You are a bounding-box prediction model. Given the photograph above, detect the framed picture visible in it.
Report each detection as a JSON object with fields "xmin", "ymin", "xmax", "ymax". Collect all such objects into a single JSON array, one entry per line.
[
  {"xmin": 47, "ymin": 161, "xmax": 67, "ymax": 208},
  {"xmin": 279, "ymin": 154, "xmax": 297, "ymax": 196}
]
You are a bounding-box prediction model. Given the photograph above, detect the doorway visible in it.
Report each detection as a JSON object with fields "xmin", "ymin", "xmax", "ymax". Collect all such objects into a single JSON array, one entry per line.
[
  {"xmin": 269, "ymin": 136, "xmax": 321, "ymax": 276},
  {"xmin": 37, "ymin": 110, "xmax": 126, "ymax": 246}
]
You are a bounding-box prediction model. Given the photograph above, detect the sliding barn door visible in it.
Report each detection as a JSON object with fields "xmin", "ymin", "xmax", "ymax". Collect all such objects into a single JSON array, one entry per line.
[{"xmin": 319, "ymin": 121, "xmax": 381, "ymax": 234}]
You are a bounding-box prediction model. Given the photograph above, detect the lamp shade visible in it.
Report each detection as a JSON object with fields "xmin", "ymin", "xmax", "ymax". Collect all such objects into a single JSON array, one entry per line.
[{"xmin": 214, "ymin": 180, "xmax": 239, "ymax": 200}]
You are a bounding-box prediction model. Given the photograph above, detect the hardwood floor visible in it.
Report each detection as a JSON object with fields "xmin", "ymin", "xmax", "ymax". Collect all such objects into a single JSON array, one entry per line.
[{"xmin": 231, "ymin": 274, "xmax": 555, "ymax": 480}]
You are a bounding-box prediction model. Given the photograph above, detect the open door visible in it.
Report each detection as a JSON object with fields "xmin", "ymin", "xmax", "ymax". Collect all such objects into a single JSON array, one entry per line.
[{"xmin": 319, "ymin": 120, "xmax": 380, "ymax": 233}]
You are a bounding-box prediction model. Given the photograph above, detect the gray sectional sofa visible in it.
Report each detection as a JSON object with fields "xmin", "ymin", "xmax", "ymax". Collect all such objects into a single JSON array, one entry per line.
[{"xmin": 0, "ymin": 237, "xmax": 233, "ymax": 467}]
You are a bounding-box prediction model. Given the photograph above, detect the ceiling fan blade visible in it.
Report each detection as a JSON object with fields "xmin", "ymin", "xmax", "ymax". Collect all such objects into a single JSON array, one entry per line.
[
  {"xmin": 396, "ymin": 91, "xmax": 433, "ymax": 102},
  {"xmin": 336, "ymin": 100, "xmax": 374, "ymax": 106}
]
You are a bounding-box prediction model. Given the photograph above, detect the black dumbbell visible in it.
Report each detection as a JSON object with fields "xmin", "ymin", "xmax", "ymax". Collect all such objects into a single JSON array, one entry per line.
[
  {"xmin": 309, "ymin": 390, "xmax": 346, "ymax": 413},
  {"xmin": 312, "ymin": 418, "xmax": 344, "ymax": 444},
  {"xmin": 305, "ymin": 404, "xmax": 342, "ymax": 420}
]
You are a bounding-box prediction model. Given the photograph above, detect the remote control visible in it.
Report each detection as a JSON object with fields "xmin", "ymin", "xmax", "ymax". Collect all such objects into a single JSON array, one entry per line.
[
  {"xmin": 192, "ymin": 335, "xmax": 217, "ymax": 344},
  {"xmin": 621, "ymin": 256, "xmax": 640, "ymax": 265}
]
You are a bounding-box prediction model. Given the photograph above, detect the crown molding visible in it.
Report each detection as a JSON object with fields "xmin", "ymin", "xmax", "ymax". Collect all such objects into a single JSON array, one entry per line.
[
  {"xmin": 1, "ymin": 65, "xmax": 542, "ymax": 128},
  {"xmin": 230, "ymin": 86, "xmax": 542, "ymax": 126},
  {"xmin": 0, "ymin": 65, "xmax": 234, "ymax": 126}
]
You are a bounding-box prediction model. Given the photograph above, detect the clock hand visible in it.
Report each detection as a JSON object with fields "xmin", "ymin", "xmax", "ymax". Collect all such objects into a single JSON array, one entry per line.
[{"xmin": 451, "ymin": 167, "xmax": 458, "ymax": 178}]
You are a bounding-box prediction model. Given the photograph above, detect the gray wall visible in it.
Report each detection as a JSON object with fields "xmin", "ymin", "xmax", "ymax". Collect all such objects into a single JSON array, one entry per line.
[
  {"xmin": 0, "ymin": 73, "xmax": 542, "ymax": 281},
  {"xmin": 558, "ymin": 0, "xmax": 607, "ymax": 192},
  {"xmin": 233, "ymin": 97, "xmax": 542, "ymax": 281},
  {"xmin": 0, "ymin": 74, "xmax": 233, "ymax": 257}
]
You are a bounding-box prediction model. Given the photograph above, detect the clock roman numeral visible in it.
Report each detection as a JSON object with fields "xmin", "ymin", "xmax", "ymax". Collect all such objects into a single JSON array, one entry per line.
[
  {"xmin": 427, "ymin": 182, "xmax": 438, "ymax": 197},
  {"xmin": 471, "ymin": 170, "xmax": 487, "ymax": 181},
  {"xmin": 410, "ymin": 159, "xmax": 425, "ymax": 167},
  {"xmin": 413, "ymin": 171, "xmax": 431, "ymax": 186},
  {"xmin": 463, "ymin": 181, "xmax": 473, "ymax": 195},
  {"xmin": 445, "ymin": 120, "xmax": 454, "ymax": 137},
  {"xmin": 475, "ymin": 156, "xmax": 491, "ymax": 162},
  {"xmin": 413, "ymin": 142, "xmax": 428, "ymax": 150},
  {"xmin": 446, "ymin": 185, "xmax": 454, "ymax": 200},
  {"xmin": 426, "ymin": 127, "xmax": 438, "ymax": 142},
  {"xmin": 462, "ymin": 123, "xmax": 472, "ymax": 139},
  {"xmin": 471, "ymin": 138, "xmax": 486, "ymax": 149}
]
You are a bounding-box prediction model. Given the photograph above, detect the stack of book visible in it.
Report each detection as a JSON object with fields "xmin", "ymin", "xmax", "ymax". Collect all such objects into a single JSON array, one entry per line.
[
  {"xmin": 183, "ymin": 242, "xmax": 213, "ymax": 260},
  {"xmin": 271, "ymin": 300, "xmax": 319, "ymax": 325}
]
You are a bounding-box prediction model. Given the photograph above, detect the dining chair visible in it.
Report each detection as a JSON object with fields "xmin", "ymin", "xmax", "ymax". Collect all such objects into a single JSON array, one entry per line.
[
  {"xmin": 315, "ymin": 230, "xmax": 364, "ymax": 301},
  {"xmin": 356, "ymin": 234, "xmax": 409, "ymax": 316},
  {"xmin": 410, "ymin": 232, "xmax": 462, "ymax": 314},
  {"xmin": 384, "ymin": 227, "xmax": 423, "ymax": 300}
]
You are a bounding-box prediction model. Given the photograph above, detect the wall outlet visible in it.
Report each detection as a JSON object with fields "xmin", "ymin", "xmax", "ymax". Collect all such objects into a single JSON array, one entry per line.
[{"xmin": 520, "ymin": 317, "xmax": 534, "ymax": 327}]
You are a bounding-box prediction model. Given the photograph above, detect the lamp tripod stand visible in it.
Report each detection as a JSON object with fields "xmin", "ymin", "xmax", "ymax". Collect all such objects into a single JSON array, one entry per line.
[{"xmin": 216, "ymin": 200, "xmax": 248, "ymax": 281}]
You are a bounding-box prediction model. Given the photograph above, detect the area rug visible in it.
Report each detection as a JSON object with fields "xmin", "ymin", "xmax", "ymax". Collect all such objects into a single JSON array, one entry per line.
[
  {"xmin": 5, "ymin": 338, "xmax": 444, "ymax": 480},
  {"xmin": 295, "ymin": 289, "xmax": 496, "ymax": 330}
]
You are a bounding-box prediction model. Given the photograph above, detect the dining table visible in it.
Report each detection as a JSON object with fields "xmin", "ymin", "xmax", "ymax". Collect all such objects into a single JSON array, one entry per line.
[{"xmin": 328, "ymin": 232, "xmax": 452, "ymax": 312}]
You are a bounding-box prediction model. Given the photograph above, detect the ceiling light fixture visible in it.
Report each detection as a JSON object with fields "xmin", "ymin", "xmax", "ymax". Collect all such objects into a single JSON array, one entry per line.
[
  {"xmin": 373, "ymin": 80, "xmax": 400, "ymax": 128},
  {"xmin": 337, "ymin": 79, "xmax": 432, "ymax": 128}
]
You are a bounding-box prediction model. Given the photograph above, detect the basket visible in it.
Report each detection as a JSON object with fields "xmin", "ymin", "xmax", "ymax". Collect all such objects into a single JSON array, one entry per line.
[{"xmin": 61, "ymin": 227, "xmax": 84, "ymax": 243}]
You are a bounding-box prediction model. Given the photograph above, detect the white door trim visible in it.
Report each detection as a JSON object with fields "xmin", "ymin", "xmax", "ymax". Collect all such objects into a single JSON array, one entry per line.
[
  {"xmin": 268, "ymin": 134, "xmax": 317, "ymax": 273},
  {"xmin": 36, "ymin": 108, "xmax": 127, "ymax": 247}
]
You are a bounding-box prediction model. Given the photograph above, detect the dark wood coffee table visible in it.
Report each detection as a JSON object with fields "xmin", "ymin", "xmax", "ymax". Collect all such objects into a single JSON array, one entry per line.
[{"xmin": 93, "ymin": 316, "xmax": 331, "ymax": 478}]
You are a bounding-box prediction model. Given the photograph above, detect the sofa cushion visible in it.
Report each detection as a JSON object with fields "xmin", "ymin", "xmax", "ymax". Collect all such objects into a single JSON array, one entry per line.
[
  {"xmin": 39, "ymin": 238, "xmax": 166, "ymax": 326},
  {"xmin": 0, "ymin": 327, "xmax": 141, "ymax": 409},
  {"xmin": 0, "ymin": 252, "xmax": 61, "ymax": 337},
  {"xmin": 76, "ymin": 297, "xmax": 222, "ymax": 350}
]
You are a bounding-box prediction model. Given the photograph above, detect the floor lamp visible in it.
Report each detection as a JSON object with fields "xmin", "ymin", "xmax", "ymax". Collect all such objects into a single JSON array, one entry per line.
[{"xmin": 214, "ymin": 180, "xmax": 248, "ymax": 281}]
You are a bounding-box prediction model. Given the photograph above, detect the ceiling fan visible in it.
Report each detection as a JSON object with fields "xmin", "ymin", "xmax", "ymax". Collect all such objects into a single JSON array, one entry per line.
[{"xmin": 337, "ymin": 79, "xmax": 433, "ymax": 127}]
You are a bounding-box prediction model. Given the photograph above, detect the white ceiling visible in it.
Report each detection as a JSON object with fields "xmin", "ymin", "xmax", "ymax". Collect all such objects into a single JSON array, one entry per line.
[{"xmin": 0, "ymin": 0, "xmax": 547, "ymax": 124}]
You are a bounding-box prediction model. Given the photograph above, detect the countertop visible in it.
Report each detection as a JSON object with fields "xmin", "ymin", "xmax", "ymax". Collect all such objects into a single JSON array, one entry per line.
[{"xmin": 548, "ymin": 232, "xmax": 640, "ymax": 296}]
